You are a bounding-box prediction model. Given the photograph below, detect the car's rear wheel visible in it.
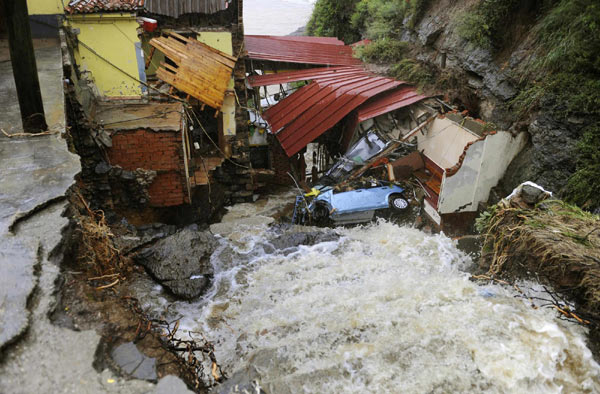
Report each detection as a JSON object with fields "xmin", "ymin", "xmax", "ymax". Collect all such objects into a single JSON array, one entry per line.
[{"xmin": 389, "ymin": 195, "xmax": 409, "ymax": 212}]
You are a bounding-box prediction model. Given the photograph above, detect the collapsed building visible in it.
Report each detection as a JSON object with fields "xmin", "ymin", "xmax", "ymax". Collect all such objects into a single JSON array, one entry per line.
[
  {"xmin": 30, "ymin": 0, "xmax": 527, "ymax": 229},
  {"xmin": 49, "ymin": 0, "xmax": 256, "ymax": 223},
  {"xmin": 242, "ymin": 40, "xmax": 527, "ymax": 231}
]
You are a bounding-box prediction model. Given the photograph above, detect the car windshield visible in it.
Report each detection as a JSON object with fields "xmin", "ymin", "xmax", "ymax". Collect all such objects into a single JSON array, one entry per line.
[
  {"xmin": 322, "ymin": 131, "xmax": 389, "ymax": 184},
  {"xmin": 344, "ymin": 131, "xmax": 388, "ymax": 165}
]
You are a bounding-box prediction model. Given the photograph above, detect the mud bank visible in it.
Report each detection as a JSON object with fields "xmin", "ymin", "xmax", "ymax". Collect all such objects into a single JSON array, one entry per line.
[{"xmin": 476, "ymin": 184, "xmax": 600, "ymax": 362}]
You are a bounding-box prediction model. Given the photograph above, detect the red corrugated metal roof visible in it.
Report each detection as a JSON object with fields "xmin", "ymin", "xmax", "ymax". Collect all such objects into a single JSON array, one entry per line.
[
  {"xmin": 356, "ymin": 86, "xmax": 427, "ymax": 122},
  {"xmin": 66, "ymin": 0, "xmax": 144, "ymax": 13},
  {"xmin": 263, "ymin": 70, "xmax": 402, "ymax": 157},
  {"xmin": 245, "ymin": 35, "xmax": 362, "ymax": 66},
  {"xmin": 247, "ymin": 66, "xmax": 362, "ymax": 88},
  {"xmin": 261, "ymin": 36, "xmax": 345, "ymax": 46}
]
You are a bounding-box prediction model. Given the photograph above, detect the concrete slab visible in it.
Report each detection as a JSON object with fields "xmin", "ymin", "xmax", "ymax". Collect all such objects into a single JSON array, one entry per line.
[
  {"xmin": 0, "ymin": 38, "xmax": 79, "ymax": 351},
  {"xmin": 0, "ymin": 202, "xmax": 154, "ymax": 394}
]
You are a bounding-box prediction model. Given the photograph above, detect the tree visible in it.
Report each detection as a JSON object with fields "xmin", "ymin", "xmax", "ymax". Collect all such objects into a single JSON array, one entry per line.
[{"xmin": 306, "ymin": 0, "xmax": 361, "ymax": 44}]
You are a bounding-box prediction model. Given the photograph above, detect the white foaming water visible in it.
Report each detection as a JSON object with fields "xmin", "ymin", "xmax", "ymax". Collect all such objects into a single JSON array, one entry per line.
[
  {"xmin": 137, "ymin": 192, "xmax": 600, "ymax": 393},
  {"xmin": 244, "ymin": 0, "xmax": 315, "ymax": 35}
]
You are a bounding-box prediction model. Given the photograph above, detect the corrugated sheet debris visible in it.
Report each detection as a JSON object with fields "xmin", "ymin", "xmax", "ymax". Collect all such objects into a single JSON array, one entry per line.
[
  {"xmin": 356, "ymin": 86, "xmax": 427, "ymax": 122},
  {"xmin": 150, "ymin": 32, "xmax": 236, "ymax": 110},
  {"xmin": 65, "ymin": 0, "xmax": 144, "ymax": 13},
  {"xmin": 143, "ymin": 0, "xmax": 229, "ymax": 17},
  {"xmin": 245, "ymin": 35, "xmax": 362, "ymax": 66},
  {"xmin": 247, "ymin": 66, "xmax": 362, "ymax": 88},
  {"xmin": 263, "ymin": 70, "xmax": 402, "ymax": 157}
]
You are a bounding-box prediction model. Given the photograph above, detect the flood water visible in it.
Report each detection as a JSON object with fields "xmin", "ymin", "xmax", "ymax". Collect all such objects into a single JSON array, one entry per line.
[{"xmin": 137, "ymin": 191, "xmax": 600, "ymax": 393}]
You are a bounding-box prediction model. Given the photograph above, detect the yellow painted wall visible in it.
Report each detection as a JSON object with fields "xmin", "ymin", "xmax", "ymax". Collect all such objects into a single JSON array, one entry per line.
[
  {"xmin": 27, "ymin": 0, "xmax": 64, "ymax": 15},
  {"xmin": 194, "ymin": 32, "xmax": 236, "ymax": 135},
  {"xmin": 67, "ymin": 14, "xmax": 143, "ymax": 97},
  {"xmin": 195, "ymin": 32, "xmax": 233, "ymax": 56},
  {"xmin": 142, "ymin": 37, "xmax": 165, "ymax": 77}
]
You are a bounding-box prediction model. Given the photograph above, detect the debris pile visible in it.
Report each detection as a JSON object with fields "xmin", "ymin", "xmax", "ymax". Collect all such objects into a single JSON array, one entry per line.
[
  {"xmin": 477, "ymin": 182, "xmax": 600, "ymax": 327},
  {"xmin": 72, "ymin": 191, "xmax": 132, "ymax": 289}
]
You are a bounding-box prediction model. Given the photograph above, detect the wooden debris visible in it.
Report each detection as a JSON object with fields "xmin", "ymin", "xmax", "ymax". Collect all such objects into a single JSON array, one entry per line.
[{"xmin": 150, "ymin": 32, "xmax": 237, "ymax": 110}]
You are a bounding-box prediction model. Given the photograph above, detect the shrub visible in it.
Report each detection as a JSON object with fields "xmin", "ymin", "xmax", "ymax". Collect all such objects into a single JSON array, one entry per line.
[
  {"xmin": 390, "ymin": 59, "xmax": 435, "ymax": 87},
  {"xmin": 565, "ymin": 122, "xmax": 600, "ymax": 211},
  {"xmin": 457, "ymin": 0, "xmax": 522, "ymax": 49},
  {"xmin": 355, "ymin": 39, "xmax": 409, "ymax": 63}
]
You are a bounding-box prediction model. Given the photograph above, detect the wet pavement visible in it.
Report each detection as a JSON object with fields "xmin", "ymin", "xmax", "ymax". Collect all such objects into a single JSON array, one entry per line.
[
  {"xmin": 0, "ymin": 38, "xmax": 78, "ymax": 352},
  {"xmin": 0, "ymin": 39, "xmax": 172, "ymax": 393}
]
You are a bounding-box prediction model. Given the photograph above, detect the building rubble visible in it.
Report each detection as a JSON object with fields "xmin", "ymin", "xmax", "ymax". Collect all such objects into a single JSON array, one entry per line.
[
  {"xmin": 241, "ymin": 37, "xmax": 527, "ymax": 231},
  {"xmin": 23, "ymin": 0, "xmax": 527, "ymax": 231}
]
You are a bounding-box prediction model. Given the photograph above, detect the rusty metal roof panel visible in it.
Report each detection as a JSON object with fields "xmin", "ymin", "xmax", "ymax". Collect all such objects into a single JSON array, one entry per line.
[
  {"xmin": 263, "ymin": 72, "xmax": 402, "ymax": 157},
  {"xmin": 245, "ymin": 35, "xmax": 362, "ymax": 66},
  {"xmin": 143, "ymin": 0, "xmax": 229, "ymax": 17},
  {"xmin": 265, "ymin": 73, "xmax": 374, "ymax": 131},
  {"xmin": 247, "ymin": 66, "xmax": 362, "ymax": 88},
  {"xmin": 260, "ymin": 36, "xmax": 345, "ymax": 45},
  {"xmin": 65, "ymin": 0, "xmax": 144, "ymax": 13},
  {"xmin": 356, "ymin": 86, "xmax": 427, "ymax": 122}
]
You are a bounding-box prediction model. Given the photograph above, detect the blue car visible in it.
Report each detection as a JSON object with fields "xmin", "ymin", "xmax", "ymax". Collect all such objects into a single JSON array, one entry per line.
[{"xmin": 298, "ymin": 185, "xmax": 409, "ymax": 225}]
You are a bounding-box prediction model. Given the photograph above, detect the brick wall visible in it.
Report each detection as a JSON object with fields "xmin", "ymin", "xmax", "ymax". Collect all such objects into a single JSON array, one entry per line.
[
  {"xmin": 271, "ymin": 138, "xmax": 297, "ymax": 185},
  {"xmin": 107, "ymin": 129, "xmax": 187, "ymax": 207}
]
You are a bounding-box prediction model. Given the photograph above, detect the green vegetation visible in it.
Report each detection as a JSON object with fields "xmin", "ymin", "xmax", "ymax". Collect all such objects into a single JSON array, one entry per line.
[
  {"xmin": 351, "ymin": 0, "xmax": 432, "ymax": 36},
  {"xmin": 475, "ymin": 204, "xmax": 498, "ymax": 233},
  {"xmin": 457, "ymin": 0, "xmax": 521, "ymax": 49},
  {"xmin": 306, "ymin": 0, "xmax": 361, "ymax": 44},
  {"xmin": 389, "ymin": 59, "xmax": 435, "ymax": 86},
  {"xmin": 354, "ymin": 39, "xmax": 409, "ymax": 63},
  {"xmin": 512, "ymin": 1, "xmax": 600, "ymax": 209},
  {"xmin": 564, "ymin": 123, "xmax": 600, "ymax": 210}
]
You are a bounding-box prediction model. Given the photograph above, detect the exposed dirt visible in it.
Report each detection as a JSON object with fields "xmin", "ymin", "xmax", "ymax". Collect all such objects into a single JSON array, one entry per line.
[{"xmin": 51, "ymin": 189, "xmax": 210, "ymax": 392}]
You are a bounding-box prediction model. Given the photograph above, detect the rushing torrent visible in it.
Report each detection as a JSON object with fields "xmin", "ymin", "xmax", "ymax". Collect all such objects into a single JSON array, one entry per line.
[{"xmin": 137, "ymin": 192, "xmax": 600, "ymax": 393}]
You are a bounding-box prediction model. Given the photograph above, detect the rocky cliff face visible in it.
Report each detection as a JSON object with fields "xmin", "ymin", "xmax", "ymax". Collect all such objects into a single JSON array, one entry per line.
[{"xmin": 389, "ymin": 1, "xmax": 591, "ymax": 199}]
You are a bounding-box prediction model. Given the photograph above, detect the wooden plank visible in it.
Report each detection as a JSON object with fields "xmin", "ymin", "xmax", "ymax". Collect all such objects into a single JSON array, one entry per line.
[{"xmin": 150, "ymin": 32, "xmax": 237, "ymax": 110}]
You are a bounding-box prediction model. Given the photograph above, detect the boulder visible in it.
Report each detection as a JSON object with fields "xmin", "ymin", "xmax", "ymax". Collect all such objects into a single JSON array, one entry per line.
[{"xmin": 135, "ymin": 228, "xmax": 217, "ymax": 299}]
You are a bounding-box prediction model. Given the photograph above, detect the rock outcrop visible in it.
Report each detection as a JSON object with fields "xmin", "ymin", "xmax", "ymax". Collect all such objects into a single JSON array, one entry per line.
[{"xmin": 135, "ymin": 227, "xmax": 218, "ymax": 299}]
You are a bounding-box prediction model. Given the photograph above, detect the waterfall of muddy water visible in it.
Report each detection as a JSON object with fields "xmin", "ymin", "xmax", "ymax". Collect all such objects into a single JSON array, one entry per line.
[{"xmin": 136, "ymin": 191, "xmax": 600, "ymax": 393}]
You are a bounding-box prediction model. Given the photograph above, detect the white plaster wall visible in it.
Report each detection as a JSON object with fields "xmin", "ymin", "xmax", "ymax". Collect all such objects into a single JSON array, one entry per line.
[
  {"xmin": 438, "ymin": 139, "xmax": 484, "ymax": 214},
  {"xmin": 416, "ymin": 118, "xmax": 479, "ymax": 168},
  {"xmin": 438, "ymin": 131, "xmax": 527, "ymax": 214},
  {"xmin": 472, "ymin": 131, "xmax": 528, "ymax": 208}
]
